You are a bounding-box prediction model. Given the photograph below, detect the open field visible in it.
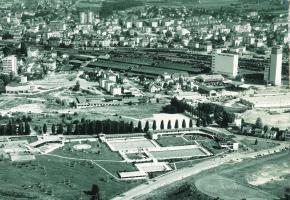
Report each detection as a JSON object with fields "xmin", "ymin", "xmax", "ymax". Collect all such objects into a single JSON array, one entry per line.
[
  {"xmin": 241, "ymin": 109, "xmax": 290, "ymax": 129},
  {"xmin": 218, "ymin": 152, "xmax": 290, "ymax": 198},
  {"xmin": 0, "ymin": 155, "xmax": 143, "ymax": 200},
  {"xmin": 238, "ymin": 137, "xmax": 280, "ymax": 151},
  {"xmin": 94, "ymin": 103, "xmax": 167, "ymax": 120},
  {"xmin": 195, "ymin": 174, "xmax": 277, "ymax": 200},
  {"xmin": 136, "ymin": 151, "xmax": 290, "ymax": 200}
]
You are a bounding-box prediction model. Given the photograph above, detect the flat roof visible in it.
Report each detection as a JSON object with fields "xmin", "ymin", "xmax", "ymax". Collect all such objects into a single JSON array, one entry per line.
[{"xmin": 118, "ymin": 171, "xmax": 147, "ymax": 178}]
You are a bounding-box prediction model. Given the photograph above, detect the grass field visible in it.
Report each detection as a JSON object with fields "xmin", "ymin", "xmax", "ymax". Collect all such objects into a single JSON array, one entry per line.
[
  {"xmin": 156, "ymin": 136, "xmax": 194, "ymax": 147},
  {"xmin": 0, "ymin": 155, "xmax": 143, "ymax": 200},
  {"xmin": 195, "ymin": 174, "xmax": 277, "ymax": 200},
  {"xmin": 140, "ymin": 151, "xmax": 290, "ymax": 200},
  {"xmin": 126, "ymin": 152, "xmax": 148, "ymax": 160},
  {"xmin": 241, "ymin": 109, "xmax": 290, "ymax": 129},
  {"xmin": 52, "ymin": 141, "xmax": 139, "ymax": 177},
  {"xmin": 239, "ymin": 138, "xmax": 280, "ymax": 151},
  {"xmin": 198, "ymin": 139, "xmax": 224, "ymax": 154},
  {"xmin": 219, "ymin": 152, "xmax": 290, "ymax": 198},
  {"xmin": 52, "ymin": 142, "xmax": 123, "ymax": 161},
  {"xmin": 195, "ymin": 151, "xmax": 290, "ymax": 200}
]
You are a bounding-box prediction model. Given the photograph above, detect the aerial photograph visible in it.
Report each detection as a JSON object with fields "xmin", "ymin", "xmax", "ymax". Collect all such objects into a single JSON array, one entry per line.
[{"xmin": 0, "ymin": 0, "xmax": 289, "ymax": 199}]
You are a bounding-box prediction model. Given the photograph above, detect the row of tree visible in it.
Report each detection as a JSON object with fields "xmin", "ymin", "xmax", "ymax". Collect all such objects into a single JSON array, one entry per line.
[
  {"xmin": 46, "ymin": 118, "xmax": 195, "ymax": 135},
  {"xmin": 163, "ymin": 98, "xmax": 235, "ymax": 128},
  {"xmin": 0, "ymin": 120, "xmax": 31, "ymax": 136}
]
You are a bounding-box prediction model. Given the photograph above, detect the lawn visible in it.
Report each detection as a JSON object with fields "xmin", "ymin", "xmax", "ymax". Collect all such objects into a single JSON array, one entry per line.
[
  {"xmin": 9, "ymin": 136, "xmax": 38, "ymax": 144},
  {"xmin": 195, "ymin": 174, "xmax": 277, "ymax": 200},
  {"xmin": 198, "ymin": 139, "xmax": 225, "ymax": 154},
  {"xmin": 97, "ymin": 162, "xmax": 138, "ymax": 177},
  {"xmin": 94, "ymin": 103, "xmax": 166, "ymax": 119},
  {"xmin": 52, "ymin": 142, "xmax": 123, "ymax": 161},
  {"xmin": 219, "ymin": 151, "xmax": 290, "ymax": 198},
  {"xmin": 0, "ymin": 155, "xmax": 143, "ymax": 200},
  {"xmin": 156, "ymin": 136, "xmax": 194, "ymax": 147},
  {"xmin": 52, "ymin": 141, "xmax": 140, "ymax": 176},
  {"xmin": 239, "ymin": 138, "xmax": 279, "ymax": 151},
  {"xmin": 126, "ymin": 152, "xmax": 148, "ymax": 160}
]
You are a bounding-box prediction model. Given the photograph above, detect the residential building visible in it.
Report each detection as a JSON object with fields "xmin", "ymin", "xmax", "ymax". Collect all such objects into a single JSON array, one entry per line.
[
  {"xmin": 264, "ymin": 46, "xmax": 282, "ymax": 86},
  {"xmin": 212, "ymin": 52, "xmax": 239, "ymax": 78},
  {"xmin": 2, "ymin": 55, "xmax": 17, "ymax": 75}
]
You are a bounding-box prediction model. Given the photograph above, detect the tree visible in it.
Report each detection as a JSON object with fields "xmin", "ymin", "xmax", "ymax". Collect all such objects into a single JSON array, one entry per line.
[
  {"xmin": 189, "ymin": 119, "xmax": 193, "ymax": 128},
  {"xmin": 51, "ymin": 124, "xmax": 56, "ymax": 135},
  {"xmin": 18, "ymin": 122, "xmax": 24, "ymax": 135},
  {"xmin": 73, "ymin": 81, "xmax": 80, "ymax": 91},
  {"xmin": 74, "ymin": 123, "xmax": 80, "ymax": 135},
  {"xmin": 67, "ymin": 123, "xmax": 72, "ymax": 135},
  {"xmin": 175, "ymin": 119, "xmax": 179, "ymax": 129},
  {"xmin": 263, "ymin": 125, "xmax": 269, "ymax": 133},
  {"xmin": 129, "ymin": 121, "xmax": 134, "ymax": 133},
  {"xmin": 7, "ymin": 120, "xmax": 12, "ymax": 135},
  {"xmin": 167, "ymin": 120, "xmax": 172, "ymax": 129},
  {"xmin": 119, "ymin": 121, "xmax": 125, "ymax": 133},
  {"xmin": 57, "ymin": 124, "xmax": 64, "ymax": 135},
  {"xmin": 165, "ymin": 30, "xmax": 173, "ymax": 38},
  {"xmin": 137, "ymin": 121, "xmax": 142, "ymax": 132},
  {"xmin": 43, "ymin": 124, "xmax": 47, "ymax": 134},
  {"xmin": 144, "ymin": 121, "xmax": 149, "ymax": 132},
  {"xmin": 152, "ymin": 120, "xmax": 157, "ymax": 130},
  {"xmin": 24, "ymin": 122, "xmax": 30, "ymax": 135},
  {"xmin": 19, "ymin": 42, "xmax": 27, "ymax": 56},
  {"xmin": 196, "ymin": 119, "xmax": 201, "ymax": 127},
  {"xmin": 0, "ymin": 74, "xmax": 11, "ymax": 85},
  {"xmin": 182, "ymin": 119, "xmax": 186, "ymax": 128},
  {"xmin": 160, "ymin": 120, "xmax": 164, "ymax": 130},
  {"xmin": 255, "ymin": 117, "xmax": 263, "ymax": 129}
]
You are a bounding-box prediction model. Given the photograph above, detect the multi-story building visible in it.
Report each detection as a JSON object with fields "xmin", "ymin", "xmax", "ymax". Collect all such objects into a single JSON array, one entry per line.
[
  {"xmin": 2, "ymin": 55, "xmax": 17, "ymax": 75},
  {"xmin": 80, "ymin": 11, "xmax": 95, "ymax": 24},
  {"xmin": 212, "ymin": 52, "xmax": 238, "ymax": 78},
  {"xmin": 88, "ymin": 11, "xmax": 94, "ymax": 24},
  {"xmin": 264, "ymin": 46, "xmax": 282, "ymax": 86},
  {"xmin": 80, "ymin": 12, "xmax": 87, "ymax": 24}
]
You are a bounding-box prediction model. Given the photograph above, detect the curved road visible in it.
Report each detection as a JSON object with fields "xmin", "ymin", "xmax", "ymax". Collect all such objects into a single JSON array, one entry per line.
[{"xmin": 112, "ymin": 141, "xmax": 290, "ymax": 200}]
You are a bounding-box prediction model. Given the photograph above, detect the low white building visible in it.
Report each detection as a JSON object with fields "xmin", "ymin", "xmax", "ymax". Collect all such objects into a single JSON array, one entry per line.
[
  {"xmin": 6, "ymin": 83, "xmax": 36, "ymax": 94},
  {"xmin": 111, "ymin": 85, "xmax": 122, "ymax": 95}
]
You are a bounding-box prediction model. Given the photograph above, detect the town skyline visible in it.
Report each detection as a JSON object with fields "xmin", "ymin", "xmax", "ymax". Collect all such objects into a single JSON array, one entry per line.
[{"xmin": 0, "ymin": 0, "xmax": 289, "ymax": 200}]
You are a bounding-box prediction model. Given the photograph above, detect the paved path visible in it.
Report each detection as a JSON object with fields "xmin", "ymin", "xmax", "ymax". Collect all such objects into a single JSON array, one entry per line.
[{"xmin": 112, "ymin": 142, "xmax": 290, "ymax": 200}]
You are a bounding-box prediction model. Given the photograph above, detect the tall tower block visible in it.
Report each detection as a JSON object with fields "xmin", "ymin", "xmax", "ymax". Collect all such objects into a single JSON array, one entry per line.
[{"xmin": 264, "ymin": 46, "xmax": 282, "ymax": 86}]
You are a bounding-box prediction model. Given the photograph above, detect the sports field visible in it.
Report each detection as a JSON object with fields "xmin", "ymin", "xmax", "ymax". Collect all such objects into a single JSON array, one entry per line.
[{"xmin": 150, "ymin": 147, "xmax": 207, "ymax": 160}]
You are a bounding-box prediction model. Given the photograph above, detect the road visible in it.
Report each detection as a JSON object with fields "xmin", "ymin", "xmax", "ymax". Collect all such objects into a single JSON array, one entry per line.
[{"xmin": 112, "ymin": 141, "xmax": 290, "ymax": 200}]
